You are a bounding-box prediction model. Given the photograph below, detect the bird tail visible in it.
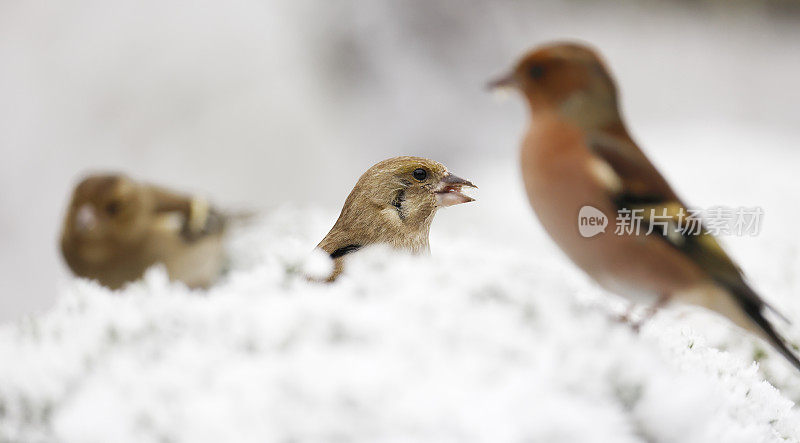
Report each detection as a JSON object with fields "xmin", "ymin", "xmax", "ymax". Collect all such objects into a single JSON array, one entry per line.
[
  {"xmin": 180, "ymin": 206, "xmax": 259, "ymax": 241},
  {"xmin": 727, "ymin": 284, "xmax": 800, "ymax": 372},
  {"xmin": 220, "ymin": 208, "xmax": 261, "ymax": 228}
]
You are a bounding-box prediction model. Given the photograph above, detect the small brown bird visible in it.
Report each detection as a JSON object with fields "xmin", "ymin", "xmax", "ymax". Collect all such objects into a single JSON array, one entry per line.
[
  {"xmin": 490, "ymin": 42, "xmax": 800, "ymax": 370},
  {"xmin": 60, "ymin": 173, "xmax": 227, "ymax": 289},
  {"xmin": 317, "ymin": 156, "xmax": 476, "ymax": 281}
]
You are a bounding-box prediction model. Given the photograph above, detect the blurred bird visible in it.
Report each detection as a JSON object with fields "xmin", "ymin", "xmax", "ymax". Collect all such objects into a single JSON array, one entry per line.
[
  {"xmin": 489, "ymin": 42, "xmax": 800, "ymax": 370},
  {"xmin": 317, "ymin": 156, "xmax": 476, "ymax": 281},
  {"xmin": 61, "ymin": 173, "xmax": 228, "ymax": 289}
]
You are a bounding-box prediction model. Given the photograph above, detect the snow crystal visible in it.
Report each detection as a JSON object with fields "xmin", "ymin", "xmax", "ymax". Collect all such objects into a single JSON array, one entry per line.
[{"xmin": 2, "ymin": 180, "xmax": 800, "ymax": 442}]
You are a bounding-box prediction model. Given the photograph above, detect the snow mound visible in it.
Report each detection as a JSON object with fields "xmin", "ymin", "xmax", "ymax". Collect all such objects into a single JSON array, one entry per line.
[{"xmin": 2, "ymin": 204, "xmax": 800, "ymax": 443}]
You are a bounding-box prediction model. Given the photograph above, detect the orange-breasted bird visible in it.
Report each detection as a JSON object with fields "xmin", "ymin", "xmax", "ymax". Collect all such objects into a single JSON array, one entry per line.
[
  {"xmin": 317, "ymin": 156, "xmax": 476, "ymax": 281},
  {"xmin": 489, "ymin": 42, "xmax": 800, "ymax": 370},
  {"xmin": 60, "ymin": 173, "xmax": 227, "ymax": 289}
]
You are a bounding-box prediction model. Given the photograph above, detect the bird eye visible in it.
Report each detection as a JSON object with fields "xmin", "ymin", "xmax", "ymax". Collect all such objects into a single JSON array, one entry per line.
[
  {"xmin": 412, "ymin": 168, "xmax": 427, "ymax": 181},
  {"xmin": 105, "ymin": 200, "xmax": 121, "ymax": 216},
  {"xmin": 529, "ymin": 64, "xmax": 545, "ymax": 79}
]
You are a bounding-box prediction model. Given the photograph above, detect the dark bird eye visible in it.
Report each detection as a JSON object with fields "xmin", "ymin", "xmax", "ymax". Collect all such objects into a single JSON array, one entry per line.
[
  {"xmin": 105, "ymin": 200, "xmax": 120, "ymax": 216},
  {"xmin": 412, "ymin": 168, "xmax": 427, "ymax": 181},
  {"xmin": 529, "ymin": 64, "xmax": 545, "ymax": 79}
]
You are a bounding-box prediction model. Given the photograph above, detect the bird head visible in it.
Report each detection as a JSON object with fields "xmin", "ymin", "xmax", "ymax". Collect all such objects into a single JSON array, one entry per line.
[
  {"xmin": 488, "ymin": 42, "xmax": 621, "ymax": 128},
  {"xmin": 62, "ymin": 174, "xmax": 151, "ymax": 261},
  {"xmin": 322, "ymin": 156, "xmax": 476, "ymax": 254},
  {"xmin": 357, "ymin": 156, "xmax": 475, "ymax": 217}
]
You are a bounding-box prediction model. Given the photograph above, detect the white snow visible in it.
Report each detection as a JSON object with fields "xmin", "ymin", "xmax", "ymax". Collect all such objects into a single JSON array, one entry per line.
[
  {"xmin": 2, "ymin": 150, "xmax": 800, "ymax": 442},
  {"xmin": 2, "ymin": 1, "xmax": 800, "ymax": 440}
]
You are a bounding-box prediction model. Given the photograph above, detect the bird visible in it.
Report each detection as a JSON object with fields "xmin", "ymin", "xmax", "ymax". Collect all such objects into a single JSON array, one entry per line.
[
  {"xmin": 60, "ymin": 173, "xmax": 228, "ymax": 289},
  {"xmin": 488, "ymin": 41, "xmax": 800, "ymax": 370},
  {"xmin": 316, "ymin": 156, "xmax": 476, "ymax": 281}
]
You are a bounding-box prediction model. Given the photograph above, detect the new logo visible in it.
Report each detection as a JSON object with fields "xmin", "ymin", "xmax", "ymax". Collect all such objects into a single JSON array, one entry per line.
[{"xmin": 578, "ymin": 206, "xmax": 608, "ymax": 238}]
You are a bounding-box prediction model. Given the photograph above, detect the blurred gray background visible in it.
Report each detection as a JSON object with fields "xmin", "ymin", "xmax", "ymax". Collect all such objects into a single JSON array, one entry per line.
[{"xmin": 1, "ymin": 0, "xmax": 799, "ymax": 321}]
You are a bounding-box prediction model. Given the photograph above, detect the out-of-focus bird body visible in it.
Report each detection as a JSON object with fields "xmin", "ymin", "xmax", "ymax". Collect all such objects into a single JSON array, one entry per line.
[
  {"xmin": 317, "ymin": 156, "xmax": 475, "ymax": 281},
  {"xmin": 492, "ymin": 42, "xmax": 800, "ymax": 369},
  {"xmin": 521, "ymin": 113, "xmax": 704, "ymax": 304},
  {"xmin": 61, "ymin": 174, "xmax": 226, "ymax": 289}
]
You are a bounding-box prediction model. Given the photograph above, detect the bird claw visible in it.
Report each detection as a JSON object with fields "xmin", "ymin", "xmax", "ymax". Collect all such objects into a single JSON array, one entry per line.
[
  {"xmin": 612, "ymin": 294, "xmax": 669, "ymax": 334},
  {"xmin": 613, "ymin": 311, "xmax": 643, "ymax": 334}
]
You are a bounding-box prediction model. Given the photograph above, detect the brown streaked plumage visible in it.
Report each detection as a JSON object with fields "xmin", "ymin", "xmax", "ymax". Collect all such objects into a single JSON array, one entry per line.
[
  {"xmin": 490, "ymin": 42, "xmax": 800, "ymax": 370},
  {"xmin": 317, "ymin": 156, "xmax": 476, "ymax": 281},
  {"xmin": 60, "ymin": 173, "xmax": 227, "ymax": 289}
]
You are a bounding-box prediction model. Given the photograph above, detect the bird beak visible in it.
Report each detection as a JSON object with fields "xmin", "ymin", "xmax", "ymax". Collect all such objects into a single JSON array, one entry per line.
[
  {"xmin": 486, "ymin": 71, "xmax": 518, "ymax": 91},
  {"xmin": 75, "ymin": 204, "xmax": 98, "ymax": 232},
  {"xmin": 434, "ymin": 173, "xmax": 477, "ymax": 207}
]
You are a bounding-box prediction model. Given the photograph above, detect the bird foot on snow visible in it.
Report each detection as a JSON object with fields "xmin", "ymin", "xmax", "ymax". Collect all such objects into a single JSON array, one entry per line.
[
  {"xmin": 613, "ymin": 312, "xmax": 644, "ymax": 334},
  {"xmin": 612, "ymin": 295, "xmax": 669, "ymax": 334}
]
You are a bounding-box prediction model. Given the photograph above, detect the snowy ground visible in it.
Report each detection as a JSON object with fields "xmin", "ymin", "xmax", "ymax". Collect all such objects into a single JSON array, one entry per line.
[
  {"xmin": 2, "ymin": 2, "xmax": 800, "ymax": 439},
  {"xmin": 2, "ymin": 141, "xmax": 800, "ymax": 442}
]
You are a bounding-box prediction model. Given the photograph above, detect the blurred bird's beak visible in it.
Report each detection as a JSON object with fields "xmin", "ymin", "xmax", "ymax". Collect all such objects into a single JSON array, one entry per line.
[
  {"xmin": 486, "ymin": 72, "xmax": 518, "ymax": 91},
  {"xmin": 75, "ymin": 204, "xmax": 98, "ymax": 232},
  {"xmin": 434, "ymin": 174, "xmax": 477, "ymax": 207}
]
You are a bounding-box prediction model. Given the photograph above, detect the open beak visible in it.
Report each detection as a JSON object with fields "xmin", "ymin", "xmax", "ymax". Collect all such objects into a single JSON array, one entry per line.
[
  {"xmin": 486, "ymin": 71, "xmax": 518, "ymax": 91},
  {"xmin": 434, "ymin": 173, "xmax": 477, "ymax": 207}
]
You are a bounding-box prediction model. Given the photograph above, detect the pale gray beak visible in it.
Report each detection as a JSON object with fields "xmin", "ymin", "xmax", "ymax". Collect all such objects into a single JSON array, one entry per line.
[
  {"xmin": 75, "ymin": 204, "xmax": 98, "ymax": 232},
  {"xmin": 486, "ymin": 72, "xmax": 518, "ymax": 91}
]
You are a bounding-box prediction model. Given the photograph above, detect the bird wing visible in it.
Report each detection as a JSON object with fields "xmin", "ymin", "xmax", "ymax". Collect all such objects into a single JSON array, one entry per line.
[
  {"xmin": 587, "ymin": 131, "xmax": 800, "ymax": 369},
  {"xmin": 587, "ymin": 131, "xmax": 743, "ymax": 284},
  {"xmin": 149, "ymin": 186, "xmax": 226, "ymax": 241}
]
